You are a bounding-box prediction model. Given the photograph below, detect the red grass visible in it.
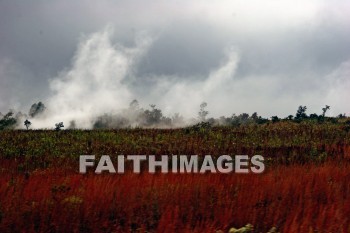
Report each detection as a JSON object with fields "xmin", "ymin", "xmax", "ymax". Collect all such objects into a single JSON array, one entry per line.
[{"xmin": 1, "ymin": 162, "xmax": 350, "ymax": 232}]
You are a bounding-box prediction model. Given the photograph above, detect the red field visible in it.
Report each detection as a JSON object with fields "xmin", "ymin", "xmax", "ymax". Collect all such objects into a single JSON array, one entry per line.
[
  {"xmin": 0, "ymin": 124, "xmax": 350, "ymax": 232},
  {"xmin": 0, "ymin": 163, "xmax": 350, "ymax": 232}
]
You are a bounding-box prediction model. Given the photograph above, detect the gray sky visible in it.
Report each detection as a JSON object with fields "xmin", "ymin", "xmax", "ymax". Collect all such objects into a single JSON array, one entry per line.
[{"xmin": 1, "ymin": 0, "xmax": 350, "ymax": 125}]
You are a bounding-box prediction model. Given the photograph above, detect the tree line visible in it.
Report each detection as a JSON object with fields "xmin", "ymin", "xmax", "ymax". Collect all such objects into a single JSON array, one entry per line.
[{"xmin": 0, "ymin": 100, "xmax": 348, "ymax": 130}]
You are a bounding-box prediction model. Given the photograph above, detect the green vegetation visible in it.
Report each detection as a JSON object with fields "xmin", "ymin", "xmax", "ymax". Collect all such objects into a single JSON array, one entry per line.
[{"xmin": 0, "ymin": 122, "xmax": 350, "ymax": 173}]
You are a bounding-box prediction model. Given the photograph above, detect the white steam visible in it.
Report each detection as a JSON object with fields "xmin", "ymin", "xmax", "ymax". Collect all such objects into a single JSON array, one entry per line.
[
  {"xmin": 32, "ymin": 27, "xmax": 241, "ymax": 129},
  {"xmin": 27, "ymin": 26, "xmax": 350, "ymax": 129},
  {"xmin": 34, "ymin": 27, "xmax": 152, "ymax": 128}
]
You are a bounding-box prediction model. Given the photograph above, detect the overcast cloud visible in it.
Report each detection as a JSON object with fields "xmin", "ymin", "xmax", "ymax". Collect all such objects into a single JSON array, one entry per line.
[{"xmin": 0, "ymin": 0, "xmax": 350, "ymax": 127}]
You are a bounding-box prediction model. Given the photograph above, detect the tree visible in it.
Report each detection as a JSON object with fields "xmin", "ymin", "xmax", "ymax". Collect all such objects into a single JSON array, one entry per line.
[
  {"xmin": 55, "ymin": 122, "xmax": 64, "ymax": 131},
  {"xmin": 0, "ymin": 111, "xmax": 17, "ymax": 130},
  {"xmin": 287, "ymin": 115, "xmax": 294, "ymax": 120},
  {"xmin": 93, "ymin": 114, "xmax": 129, "ymax": 129},
  {"xmin": 309, "ymin": 113, "xmax": 319, "ymax": 120},
  {"xmin": 322, "ymin": 105, "xmax": 330, "ymax": 117},
  {"xmin": 29, "ymin": 102, "xmax": 46, "ymax": 118},
  {"xmin": 143, "ymin": 104, "xmax": 163, "ymax": 126},
  {"xmin": 295, "ymin": 106, "xmax": 307, "ymax": 120},
  {"xmin": 271, "ymin": 116, "xmax": 280, "ymax": 123},
  {"xmin": 198, "ymin": 102, "xmax": 208, "ymax": 122},
  {"xmin": 256, "ymin": 116, "xmax": 269, "ymax": 124},
  {"xmin": 251, "ymin": 112, "xmax": 258, "ymax": 121},
  {"xmin": 239, "ymin": 113, "xmax": 249, "ymax": 122},
  {"xmin": 24, "ymin": 119, "xmax": 31, "ymax": 130}
]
